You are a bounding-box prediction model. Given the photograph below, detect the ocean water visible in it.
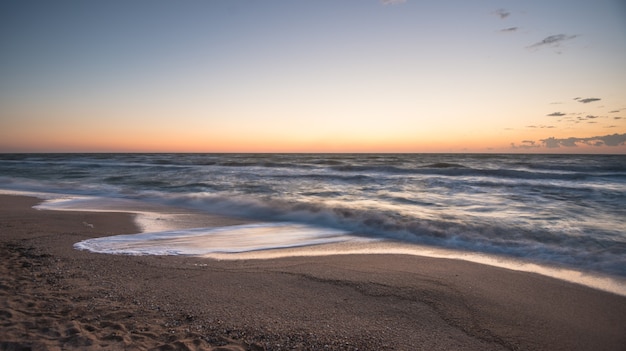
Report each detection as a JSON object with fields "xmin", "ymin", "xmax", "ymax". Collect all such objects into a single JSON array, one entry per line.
[{"xmin": 1, "ymin": 153, "xmax": 625, "ymax": 281}]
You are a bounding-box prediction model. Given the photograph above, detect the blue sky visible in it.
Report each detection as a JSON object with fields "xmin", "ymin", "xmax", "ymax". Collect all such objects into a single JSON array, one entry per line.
[{"xmin": 1, "ymin": 0, "xmax": 625, "ymax": 152}]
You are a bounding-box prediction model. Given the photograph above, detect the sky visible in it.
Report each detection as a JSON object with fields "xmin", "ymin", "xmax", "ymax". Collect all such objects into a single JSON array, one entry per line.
[{"xmin": 1, "ymin": 0, "xmax": 625, "ymax": 153}]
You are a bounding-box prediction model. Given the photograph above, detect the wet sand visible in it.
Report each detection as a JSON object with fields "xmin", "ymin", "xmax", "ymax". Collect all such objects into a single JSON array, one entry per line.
[{"xmin": 1, "ymin": 194, "xmax": 625, "ymax": 350}]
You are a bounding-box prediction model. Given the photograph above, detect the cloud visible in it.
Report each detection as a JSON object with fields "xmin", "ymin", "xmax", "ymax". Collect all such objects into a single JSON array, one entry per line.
[
  {"xmin": 511, "ymin": 140, "xmax": 540, "ymax": 149},
  {"xmin": 539, "ymin": 133, "xmax": 626, "ymax": 148},
  {"xmin": 380, "ymin": 0, "xmax": 406, "ymax": 5},
  {"xmin": 547, "ymin": 112, "xmax": 566, "ymax": 117},
  {"xmin": 499, "ymin": 27, "xmax": 518, "ymax": 33},
  {"xmin": 575, "ymin": 115, "xmax": 604, "ymax": 122},
  {"xmin": 602, "ymin": 134, "xmax": 626, "ymax": 146},
  {"xmin": 527, "ymin": 125, "xmax": 556, "ymax": 129},
  {"xmin": 527, "ymin": 34, "xmax": 578, "ymax": 50},
  {"xmin": 494, "ymin": 9, "xmax": 510, "ymax": 19},
  {"xmin": 577, "ymin": 97, "xmax": 601, "ymax": 104}
]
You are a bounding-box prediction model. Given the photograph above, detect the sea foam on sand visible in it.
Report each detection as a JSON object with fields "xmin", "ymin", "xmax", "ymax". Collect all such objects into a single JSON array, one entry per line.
[
  {"xmin": 74, "ymin": 222, "xmax": 367, "ymax": 255},
  {"xmin": 5, "ymin": 189, "xmax": 626, "ymax": 297}
]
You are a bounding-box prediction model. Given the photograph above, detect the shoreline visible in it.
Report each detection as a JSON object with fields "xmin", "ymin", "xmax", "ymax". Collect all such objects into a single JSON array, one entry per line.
[
  {"xmin": 7, "ymin": 189, "xmax": 626, "ymax": 296},
  {"xmin": 1, "ymin": 194, "xmax": 626, "ymax": 350}
]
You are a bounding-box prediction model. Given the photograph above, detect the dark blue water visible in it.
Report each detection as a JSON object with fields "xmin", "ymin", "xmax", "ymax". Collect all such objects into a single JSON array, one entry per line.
[{"xmin": 1, "ymin": 153, "xmax": 625, "ymax": 277}]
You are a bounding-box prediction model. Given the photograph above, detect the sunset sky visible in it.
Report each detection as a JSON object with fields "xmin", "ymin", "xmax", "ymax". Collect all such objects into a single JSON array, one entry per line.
[{"xmin": 1, "ymin": 0, "xmax": 625, "ymax": 153}]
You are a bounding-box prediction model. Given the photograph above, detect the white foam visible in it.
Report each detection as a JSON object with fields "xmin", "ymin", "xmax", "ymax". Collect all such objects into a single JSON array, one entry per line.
[{"xmin": 74, "ymin": 222, "xmax": 367, "ymax": 255}]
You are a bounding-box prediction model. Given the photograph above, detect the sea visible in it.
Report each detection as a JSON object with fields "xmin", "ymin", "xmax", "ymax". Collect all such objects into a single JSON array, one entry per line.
[{"xmin": 1, "ymin": 153, "xmax": 625, "ymax": 294}]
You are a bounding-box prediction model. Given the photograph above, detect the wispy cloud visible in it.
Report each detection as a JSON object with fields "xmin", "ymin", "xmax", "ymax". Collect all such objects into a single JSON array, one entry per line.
[
  {"xmin": 494, "ymin": 9, "xmax": 510, "ymax": 19},
  {"xmin": 540, "ymin": 133, "xmax": 626, "ymax": 148},
  {"xmin": 380, "ymin": 0, "xmax": 406, "ymax": 5},
  {"xmin": 511, "ymin": 140, "xmax": 540, "ymax": 149},
  {"xmin": 527, "ymin": 125, "xmax": 556, "ymax": 129},
  {"xmin": 499, "ymin": 27, "xmax": 518, "ymax": 33},
  {"xmin": 527, "ymin": 34, "xmax": 578, "ymax": 50},
  {"xmin": 575, "ymin": 97, "xmax": 601, "ymax": 104},
  {"xmin": 547, "ymin": 112, "xmax": 566, "ymax": 117},
  {"xmin": 542, "ymin": 137, "xmax": 579, "ymax": 148},
  {"xmin": 568, "ymin": 115, "xmax": 605, "ymax": 123}
]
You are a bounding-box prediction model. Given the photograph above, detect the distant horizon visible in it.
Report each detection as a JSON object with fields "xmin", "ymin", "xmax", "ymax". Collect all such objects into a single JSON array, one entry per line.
[{"xmin": 2, "ymin": 149, "xmax": 626, "ymax": 155}]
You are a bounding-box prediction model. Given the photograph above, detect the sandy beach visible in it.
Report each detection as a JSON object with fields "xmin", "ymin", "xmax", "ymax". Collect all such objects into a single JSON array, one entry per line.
[{"xmin": 1, "ymin": 194, "xmax": 625, "ymax": 350}]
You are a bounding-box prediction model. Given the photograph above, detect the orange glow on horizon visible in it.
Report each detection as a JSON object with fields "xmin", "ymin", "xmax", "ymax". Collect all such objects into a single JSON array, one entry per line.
[{"xmin": 3, "ymin": 129, "xmax": 625, "ymax": 154}]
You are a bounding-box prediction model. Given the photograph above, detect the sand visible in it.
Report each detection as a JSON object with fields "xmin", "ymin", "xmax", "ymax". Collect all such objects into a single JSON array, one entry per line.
[{"xmin": 1, "ymin": 195, "xmax": 625, "ymax": 351}]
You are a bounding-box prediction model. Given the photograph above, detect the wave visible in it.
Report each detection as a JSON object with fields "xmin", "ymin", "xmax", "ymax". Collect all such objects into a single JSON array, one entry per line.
[
  {"xmin": 5, "ymin": 187, "xmax": 626, "ymax": 276},
  {"xmin": 38, "ymin": 187, "xmax": 622, "ymax": 273},
  {"xmin": 156, "ymin": 193, "xmax": 626, "ymax": 277},
  {"xmin": 74, "ymin": 222, "xmax": 361, "ymax": 255},
  {"xmin": 324, "ymin": 163, "xmax": 597, "ymax": 181},
  {"xmin": 3, "ymin": 154, "xmax": 625, "ymax": 181}
]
